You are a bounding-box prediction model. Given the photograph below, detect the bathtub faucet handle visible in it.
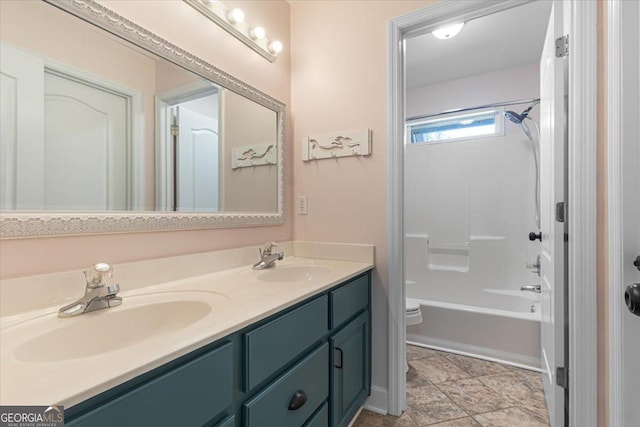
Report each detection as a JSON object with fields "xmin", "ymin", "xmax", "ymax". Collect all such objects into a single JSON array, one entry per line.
[{"xmin": 526, "ymin": 255, "xmax": 541, "ymax": 276}]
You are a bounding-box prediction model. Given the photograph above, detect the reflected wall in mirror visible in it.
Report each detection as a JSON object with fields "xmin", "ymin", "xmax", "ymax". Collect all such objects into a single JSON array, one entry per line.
[{"xmin": 0, "ymin": 0, "xmax": 284, "ymax": 237}]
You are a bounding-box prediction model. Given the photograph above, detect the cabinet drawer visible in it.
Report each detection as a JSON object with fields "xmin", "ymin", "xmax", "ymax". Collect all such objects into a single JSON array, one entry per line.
[
  {"xmin": 244, "ymin": 296, "xmax": 328, "ymax": 391},
  {"xmin": 303, "ymin": 401, "xmax": 328, "ymax": 427},
  {"xmin": 243, "ymin": 342, "xmax": 329, "ymax": 427},
  {"xmin": 330, "ymin": 274, "xmax": 369, "ymax": 329},
  {"xmin": 67, "ymin": 342, "xmax": 233, "ymax": 427}
]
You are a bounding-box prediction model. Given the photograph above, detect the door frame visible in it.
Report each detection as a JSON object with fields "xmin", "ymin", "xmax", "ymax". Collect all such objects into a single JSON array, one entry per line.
[
  {"xmin": 386, "ymin": 1, "xmax": 598, "ymax": 425},
  {"xmin": 155, "ymin": 83, "xmax": 220, "ymax": 211},
  {"xmin": 607, "ymin": 1, "xmax": 635, "ymax": 425}
]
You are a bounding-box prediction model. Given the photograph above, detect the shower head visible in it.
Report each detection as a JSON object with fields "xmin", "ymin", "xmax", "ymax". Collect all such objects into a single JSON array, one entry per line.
[
  {"xmin": 504, "ymin": 101, "xmax": 539, "ymax": 124},
  {"xmin": 504, "ymin": 110, "xmax": 526, "ymax": 124},
  {"xmin": 504, "ymin": 101, "xmax": 539, "ymax": 141}
]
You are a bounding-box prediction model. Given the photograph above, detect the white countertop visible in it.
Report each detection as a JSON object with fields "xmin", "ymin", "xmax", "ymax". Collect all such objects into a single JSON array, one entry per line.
[{"xmin": 0, "ymin": 244, "xmax": 374, "ymax": 408}]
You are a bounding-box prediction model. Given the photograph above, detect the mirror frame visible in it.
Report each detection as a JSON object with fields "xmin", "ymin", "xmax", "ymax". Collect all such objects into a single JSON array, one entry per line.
[{"xmin": 0, "ymin": 0, "xmax": 285, "ymax": 239}]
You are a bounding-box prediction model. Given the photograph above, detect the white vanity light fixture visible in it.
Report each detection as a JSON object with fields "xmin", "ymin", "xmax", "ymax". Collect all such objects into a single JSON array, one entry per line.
[
  {"xmin": 268, "ymin": 41, "xmax": 283, "ymax": 55},
  {"xmin": 250, "ymin": 26, "xmax": 266, "ymax": 40},
  {"xmin": 184, "ymin": 0, "xmax": 282, "ymax": 62},
  {"xmin": 432, "ymin": 22, "xmax": 465, "ymax": 40},
  {"xmin": 227, "ymin": 8, "xmax": 245, "ymax": 24}
]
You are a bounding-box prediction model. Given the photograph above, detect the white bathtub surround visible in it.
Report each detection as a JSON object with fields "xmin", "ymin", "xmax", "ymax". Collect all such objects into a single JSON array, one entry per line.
[{"xmin": 0, "ymin": 241, "xmax": 374, "ymax": 407}]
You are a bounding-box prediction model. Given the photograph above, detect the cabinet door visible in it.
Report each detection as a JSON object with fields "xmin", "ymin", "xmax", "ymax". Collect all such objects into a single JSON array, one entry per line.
[
  {"xmin": 66, "ymin": 342, "xmax": 233, "ymax": 427},
  {"xmin": 330, "ymin": 311, "xmax": 370, "ymax": 427}
]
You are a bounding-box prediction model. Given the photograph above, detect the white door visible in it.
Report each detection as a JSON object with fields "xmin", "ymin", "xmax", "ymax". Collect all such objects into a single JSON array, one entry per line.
[
  {"xmin": 0, "ymin": 44, "xmax": 130, "ymax": 210},
  {"xmin": 175, "ymin": 106, "xmax": 219, "ymax": 212},
  {"xmin": 44, "ymin": 71, "xmax": 129, "ymax": 210},
  {"xmin": 539, "ymin": 3, "xmax": 566, "ymax": 426},
  {"xmin": 619, "ymin": 1, "xmax": 640, "ymax": 424},
  {"xmin": 0, "ymin": 43, "xmax": 45, "ymax": 209}
]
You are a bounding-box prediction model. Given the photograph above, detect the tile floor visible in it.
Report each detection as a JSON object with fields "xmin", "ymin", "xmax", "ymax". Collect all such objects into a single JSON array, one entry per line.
[{"xmin": 353, "ymin": 345, "xmax": 549, "ymax": 427}]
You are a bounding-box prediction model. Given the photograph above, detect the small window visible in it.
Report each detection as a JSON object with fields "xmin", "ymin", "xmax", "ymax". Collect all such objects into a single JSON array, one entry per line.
[{"xmin": 407, "ymin": 108, "xmax": 503, "ymax": 144}]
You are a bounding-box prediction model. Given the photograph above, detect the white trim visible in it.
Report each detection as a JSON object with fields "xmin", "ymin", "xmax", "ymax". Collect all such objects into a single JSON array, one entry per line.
[
  {"xmin": 607, "ymin": 1, "xmax": 623, "ymax": 426},
  {"xmin": 363, "ymin": 386, "xmax": 389, "ymax": 416},
  {"xmin": 566, "ymin": 1, "xmax": 598, "ymax": 426},
  {"xmin": 387, "ymin": 13, "xmax": 405, "ymax": 417},
  {"xmin": 387, "ymin": 0, "xmax": 598, "ymax": 423}
]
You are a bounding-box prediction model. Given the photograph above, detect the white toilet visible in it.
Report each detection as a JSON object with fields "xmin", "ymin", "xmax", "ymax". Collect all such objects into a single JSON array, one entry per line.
[
  {"xmin": 406, "ymin": 298, "xmax": 423, "ymax": 326},
  {"xmin": 405, "ymin": 298, "xmax": 423, "ymax": 372}
]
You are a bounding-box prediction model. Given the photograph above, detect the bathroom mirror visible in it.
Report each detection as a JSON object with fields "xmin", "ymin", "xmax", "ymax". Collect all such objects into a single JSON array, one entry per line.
[{"xmin": 0, "ymin": 0, "xmax": 284, "ymax": 238}]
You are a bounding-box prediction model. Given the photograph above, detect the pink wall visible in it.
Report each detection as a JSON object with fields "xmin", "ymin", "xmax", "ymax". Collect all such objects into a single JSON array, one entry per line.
[
  {"xmin": 290, "ymin": 0, "xmax": 434, "ymax": 395},
  {"xmin": 0, "ymin": 0, "xmax": 292, "ymax": 279}
]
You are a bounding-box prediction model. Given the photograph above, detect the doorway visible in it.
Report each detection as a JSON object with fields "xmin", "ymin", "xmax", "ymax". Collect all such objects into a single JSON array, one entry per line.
[
  {"xmin": 155, "ymin": 84, "xmax": 220, "ymax": 212},
  {"xmin": 387, "ymin": 1, "xmax": 597, "ymax": 426}
]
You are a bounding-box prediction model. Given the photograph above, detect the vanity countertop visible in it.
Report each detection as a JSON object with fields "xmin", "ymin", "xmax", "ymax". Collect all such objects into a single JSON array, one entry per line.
[{"xmin": 0, "ymin": 244, "xmax": 374, "ymax": 408}]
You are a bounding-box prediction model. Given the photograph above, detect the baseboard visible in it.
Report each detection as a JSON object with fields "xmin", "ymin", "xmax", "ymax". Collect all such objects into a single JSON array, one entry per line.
[{"xmin": 363, "ymin": 385, "xmax": 388, "ymax": 415}]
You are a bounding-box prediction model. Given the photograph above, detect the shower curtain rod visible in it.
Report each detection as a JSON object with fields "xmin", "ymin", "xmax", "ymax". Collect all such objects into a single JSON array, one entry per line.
[{"xmin": 406, "ymin": 97, "xmax": 541, "ymax": 122}]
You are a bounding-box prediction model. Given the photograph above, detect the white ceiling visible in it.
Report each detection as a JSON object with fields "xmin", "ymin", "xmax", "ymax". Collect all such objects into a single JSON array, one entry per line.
[{"xmin": 406, "ymin": 1, "xmax": 553, "ymax": 89}]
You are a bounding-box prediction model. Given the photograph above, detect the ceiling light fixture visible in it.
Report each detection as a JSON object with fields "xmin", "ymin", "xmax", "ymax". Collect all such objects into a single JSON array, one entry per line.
[
  {"xmin": 432, "ymin": 22, "xmax": 465, "ymax": 40},
  {"xmin": 184, "ymin": 0, "xmax": 282, "ymax": 62}
]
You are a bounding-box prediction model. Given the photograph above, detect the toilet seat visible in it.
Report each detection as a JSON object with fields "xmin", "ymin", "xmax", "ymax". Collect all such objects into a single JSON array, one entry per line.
[{"xmin": 406, "ymin": 298, "xmax": 423, "ymax": 326}]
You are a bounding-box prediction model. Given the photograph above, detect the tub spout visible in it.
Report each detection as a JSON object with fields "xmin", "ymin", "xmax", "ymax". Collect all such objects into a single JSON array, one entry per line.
[{"xmin": 520, "ymin": 284, "xmax": 541, "ymax": 293}]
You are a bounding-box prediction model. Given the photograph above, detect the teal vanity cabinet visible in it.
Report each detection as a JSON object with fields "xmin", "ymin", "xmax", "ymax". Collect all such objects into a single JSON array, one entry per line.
[
  {"xmin": 64, "ymin": 342, "xmax": 235, "ymax": 427},
  {"xmin": 63, "ymin": 271, "xmax": 371, "ymax": 427},
  {"xmin": 329, "ymin": 275, "xmax": 371, "ymax": 427}
]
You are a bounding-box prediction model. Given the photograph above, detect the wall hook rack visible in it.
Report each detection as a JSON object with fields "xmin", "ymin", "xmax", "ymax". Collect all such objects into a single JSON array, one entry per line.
[{"xmin": 302, "ymin": 129, "xmax": 372, "ymax": 161}]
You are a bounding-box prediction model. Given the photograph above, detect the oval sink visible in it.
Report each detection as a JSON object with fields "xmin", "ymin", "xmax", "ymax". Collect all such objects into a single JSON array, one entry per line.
[
  {"xmin": 257, "ymin": 265, "xmax": 331, "ymax": 283},
  {"xmin": 12, "ymin": 293, "xmax": 223, "ymax": 363}
]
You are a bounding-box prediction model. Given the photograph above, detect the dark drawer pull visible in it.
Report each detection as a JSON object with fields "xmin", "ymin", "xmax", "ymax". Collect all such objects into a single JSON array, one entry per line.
[{"xmin": 288, "ymin": 390, "xmax": 308, "ymax": 411}]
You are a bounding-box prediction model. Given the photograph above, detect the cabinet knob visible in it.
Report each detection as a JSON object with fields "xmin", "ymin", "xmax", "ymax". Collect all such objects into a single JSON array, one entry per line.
[{"xmin": 288, "ymin": 390, "xmax": 308, "ymax": 411}]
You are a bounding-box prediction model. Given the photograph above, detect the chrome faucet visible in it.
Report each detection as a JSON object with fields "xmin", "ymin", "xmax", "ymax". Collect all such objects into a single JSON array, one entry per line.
[
  {"xmin": 58, "ymin": 263, "xmax": 122, "ymax": 317},
  {"xmin": 520, "ymin": 284, "xmax": 541, "ymax": 293},
  {"xmin": 252, "ymin": 242, "xmax": 284, "ymax": 270}
]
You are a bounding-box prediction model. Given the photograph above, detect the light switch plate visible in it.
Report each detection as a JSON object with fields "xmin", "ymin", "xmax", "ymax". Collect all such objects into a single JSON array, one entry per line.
[{"xmin": 297, "ymin": 196, "xmax": 308, "ymax": 215}]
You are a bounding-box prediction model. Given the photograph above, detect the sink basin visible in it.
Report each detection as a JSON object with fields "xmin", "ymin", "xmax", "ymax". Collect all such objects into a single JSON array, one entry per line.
[
  {"xmin": 257, "ymin": 265, "xmax": 331, "ymax": 283},
  {"xmin": 10, "ymin": 292, "xmax": 226, "ymax": 363}
]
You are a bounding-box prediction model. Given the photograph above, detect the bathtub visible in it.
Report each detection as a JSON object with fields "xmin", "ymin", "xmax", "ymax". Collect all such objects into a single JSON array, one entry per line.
[
  {"xmin": 406, "ymin": 288, "xmax": 541, "ymax": 370},
  {"xmin": 405, "ymin": 233, "xmax": 542, "ymax": 370}
]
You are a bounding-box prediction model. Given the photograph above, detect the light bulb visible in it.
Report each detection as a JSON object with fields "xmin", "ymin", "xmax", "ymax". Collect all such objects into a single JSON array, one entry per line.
[
  {"xmin": 227, "ymin": 8, "xmax": 245, "ymax": 24},
  {"xmin": 268, "ymin": 40, "xmax": 283, "ymax": 54},
  {"xmin": 250, "ymin": 26, "xmax": 266, "ymax": 40},
  {"xmin": 432, "ymin": 22, "xmax": 464, "ymax": 40}
]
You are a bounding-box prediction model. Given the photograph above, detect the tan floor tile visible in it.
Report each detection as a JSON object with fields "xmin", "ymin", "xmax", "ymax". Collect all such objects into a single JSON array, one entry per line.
[
  {"xmin": 407, "ymin": 345, "xmax": 443, "ymax": 361},
  {"xmin": 406, "ymin": 384, "xmax": 450, "ymax": 409},
  {"xmin": 353, "ymin": 410, "xmax": 419, "ymax": 427},
  {"xmin": 518, "ymin": 394, "xmax": 550, "ymax": 424},
  {"xmin": 444, "ymin": 354, "xmax": 510, "ymax": 377},
  {"xmin": 407, "ymin": 364, "xmax": 433, "ymax": 390},
  {"xmin": 477, "ymin": 371, "xmax": 545, "ymax": 404},
  {"xmin": 410, "ymin": 357, "xmax": 471, "ymax": 384},
  {"xmin": 407, "ymin": 400, "xmax": 468, "ymax": 426},
  {"xmin": 436, "ymin": 378, "xmax": 513, "ymax": 415},
  {"xmin": 429, "ymin": 417, "xmax": 482, "ymax": 427},
  {"xmin": 473, "ymin": 407, "xmax": 549, "ymax": 427}
]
